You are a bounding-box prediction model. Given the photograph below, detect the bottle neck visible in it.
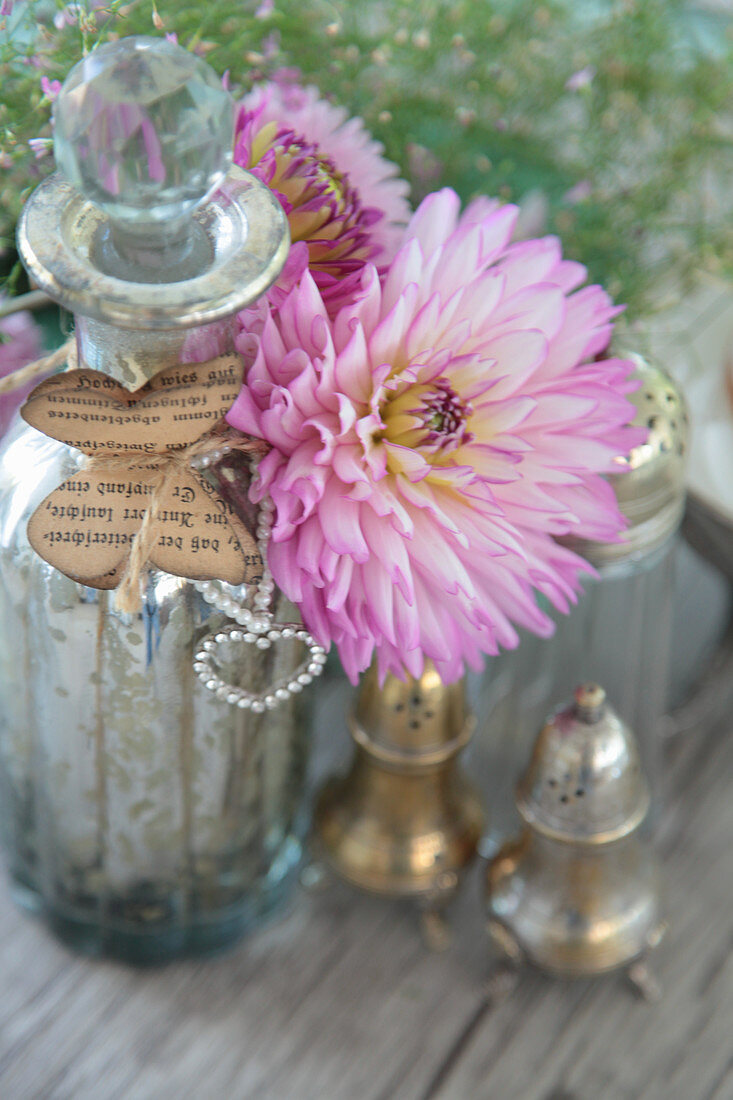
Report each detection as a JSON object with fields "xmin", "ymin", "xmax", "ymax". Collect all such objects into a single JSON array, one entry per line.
[
  {"xmin": 74, "ymin": 315, "xmax": 233, "ymax": 388},
  {"xmin": 93, "ymin": 218, "xmax": 214, "ymax": 285}
]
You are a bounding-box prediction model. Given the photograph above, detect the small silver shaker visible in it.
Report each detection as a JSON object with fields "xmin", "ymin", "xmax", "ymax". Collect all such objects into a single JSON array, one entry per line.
[{"xmin": 486, "ymin": 683, "xmax": 666, "ymax": 1000}]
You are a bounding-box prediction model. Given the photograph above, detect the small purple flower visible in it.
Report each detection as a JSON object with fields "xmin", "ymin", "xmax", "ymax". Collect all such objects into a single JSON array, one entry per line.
[
  {"xmin": 40, "ymin": 76, "xmax": 62, "ymax": 101},
  {"xmin": 262, "ymin": 32, "xmax": 280, "ymax": 60},
  {"xmin": 406, "ymin": 142, "xmax": 443, "ymax": 185},
  {"xmin": 165, "ymin": 31, "xmax": 178, "ymax": 44},
  {"xmin": 28, "ymin": 137, "xmax": 53, "ymax": 159},
  {"xmin": 565, "ymin": 65, "xmax": 596, "ymax": 92},
  {"xmin": 255, "ymin": 0, "xmax": 275, "ymax": 17},
  {"xmin": 54, "ymin": 4, "xmax": 80, "ymax": 29},
  {"xmin": 0, "ymin": 2, "xmax": 14, "ymax": 18},
  {"xmin": 564, "ymin": 179, "xmax": 593, "ymax": 204}
]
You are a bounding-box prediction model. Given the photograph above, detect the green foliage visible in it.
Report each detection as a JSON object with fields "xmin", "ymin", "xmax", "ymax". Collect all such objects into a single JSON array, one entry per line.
[{"xmin": 2, "ymin": 0, "xmax": 733, "ymax": 313}]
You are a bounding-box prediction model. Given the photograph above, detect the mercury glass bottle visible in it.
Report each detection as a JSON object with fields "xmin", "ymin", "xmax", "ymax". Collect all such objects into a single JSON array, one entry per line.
[
  {"xmin": 0, "ymin": 37, "xmax": 312, "ymax": 962},
  {"xmin": 472, "ymin": 355, "xmax": 688, "ymax": 836}
]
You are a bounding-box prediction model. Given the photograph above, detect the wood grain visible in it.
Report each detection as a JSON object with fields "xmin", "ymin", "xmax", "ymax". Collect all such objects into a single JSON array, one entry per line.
[{"xmin": 0, "ymin": 661, "xmax": 731, "ymax": 1100}]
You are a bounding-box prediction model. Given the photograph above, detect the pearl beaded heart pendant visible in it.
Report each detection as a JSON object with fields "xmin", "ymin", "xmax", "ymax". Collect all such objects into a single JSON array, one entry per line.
[
  {"xmin": 192, "ymin": 458, "xmax": 327, "ymax": 710},
  {"xmin": 194, "ymin": 622, "xmax": 326, "ymax": 713}
]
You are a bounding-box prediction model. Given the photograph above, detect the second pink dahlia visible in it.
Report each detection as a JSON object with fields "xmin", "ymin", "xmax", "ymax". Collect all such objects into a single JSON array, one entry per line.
[
  {"xmin": 228, "ymin": 189, "xmax": 644, "ymax": 684},
  {"xmin": 234, "ymin": 80, "xmax": 410, "ymax": 312}
]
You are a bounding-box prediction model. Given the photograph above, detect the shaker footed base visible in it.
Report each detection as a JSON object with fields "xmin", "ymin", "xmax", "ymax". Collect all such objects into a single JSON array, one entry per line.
[{"xmin": 6, "ymin": 835, "xmax": 303, "ymax": 966}]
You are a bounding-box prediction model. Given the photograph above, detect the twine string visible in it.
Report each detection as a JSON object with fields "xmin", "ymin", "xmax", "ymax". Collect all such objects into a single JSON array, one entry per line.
[
  {"xmin": 0, "ymin": 337, "xmax": 76, "ymax": 395},
  {"xmin": 3, "ymin": 336, "xmax": 263, "ymax": 612},
  {"xmin": 83, "ymin": 434, "xmax": 265, "ymax": 615}
]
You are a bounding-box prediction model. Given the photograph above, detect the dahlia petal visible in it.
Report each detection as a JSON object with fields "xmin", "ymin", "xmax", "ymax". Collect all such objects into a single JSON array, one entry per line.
[
  {"xmin": 540, "ymin": 287, "xmax": 620, "ymax": 377},
  {"xmin": 268, "ymin": 538, "xmax": 304, "ymax": 601},
  {"xmin": 408, "ymin": 578, "xmax": 456, "ymax": 661},
  {"xmin": 320, "ymin": 479, "xmax": 370, "ymax": 559},
  {"xmin": 335, "ymin": 265, "xmax": 382, "ymax": 351},
  {"xmin": 260, "ymin": 402, "xmax": 306, "ymax": 450},
  {"xmin": 554, "ymin": 259, "xmax": 588, "ymax": 294},
  {"xmin": 377, "ymin": 644, "xmax": 424, "ymax": 685},
  {"xmin": 332, "ymin": 442, "xmax": 371, "ymax": 486},
  {"xmin": 299, "ymin": 586, "xmax": 337, "ymax": 649},
  {"xmin": 364, "ymin": 479, "xmax": 414, "ymax": 535},
  {"xmin": 451, "ymin": 272, "xmax": 505, "ymax": 340},
  {"xmin": 396, "ymin": 476, "xmax": 467, "ymax": 542},
  {"xmin": 499, "ymin": 237, "xmax": 563, "ymax": 297},
  {"xmin": 477, "ymin": 330, "xmax": 548, "ymax": 400},
  {"xmin": 437, "ymin": 224, "xmax": 485, "ymax": 299},
  {"xmin": 405, "ymin": 188, "xmax": 462, "ymax": 258},
  {"xmin": 392, "ymin": 586, "xmax": 421, "ymax": 651},
  {"xmin": 405, "ymin": 292, "xmax": 454, "ymax": 359},
  {"xmin": 319, "ymin": 541, "xmax": 340, "ymax": 582},
  {"xmin": 280, "ymin": 436, "xmax": 327, "ymax": 487},
  {"xmin": 477, "ymin": 204, "xmax": 520, "ymax": 264},
  {"xmin": 368, "ymin": 284, "xmax": 419, "ymax": 366},
  {"xmin": 259, "ymin": 313, "xmax": 289, "ymax": 367},
  {"xmin": 471, "ymin": 395, "xmax": 536, "ymax": 436},
  {"xmin": 533, "ymin": 432, "xmax": 625, "ymax": 468},
  {"xmin": 490, "ymin": 283, "xmax": 567, "ymax": 342},
  {"xmin": 361, "ymin": 557, "xmax": 396, "ymax": 644},
  {"xmin": 226, "ymin": 386, "xmax": 265, "ymax": 436},
  {"xmin": 380, "ymin": 237, "xmax": 424, "ymax": 316},
  {"xmin": 360, "ymin": 505, "xmax": 415, "ymax": 604},
  {"xmin": 461, "ymin": 195, "xmax": 501, "ymax": 225},
  {"xmin": 455, "ymin": 448, "xmax": 523, "ymax": 483},
  {"xmin": 338, "ymin": 635, "xmax": 374, "ymax": 684},
  {"xmin": 407, "ymin": 510, "xmax": 476, "ymax": 598},
  {"xmin": 384, "ymin": 441, "xmax": 432, "ymax": 482},
  {"xmin": 294, "ymin": 514, "xmax": 328, "ymax": 574},
  {"xmin": 279, "ymin": 272, "xmax": 331, "ymax": 356},
  {"xmin": 265, "ymin": 242, "xmax": 310, "ymax": 306},
  {"xmin": 331, "ymin": 322, "xmax": 372, "ymax": 404},
  {"xmin": 253, "ymin": 447, "xmax": 285, "ymax": 498}
]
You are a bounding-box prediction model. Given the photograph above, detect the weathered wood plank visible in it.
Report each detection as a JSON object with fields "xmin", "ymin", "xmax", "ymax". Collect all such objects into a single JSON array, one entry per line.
[
  {"xmin": 0, "ymin": 665, "xmax": 730, "ymax": 1100},
  {"xmin": 422, "ymin": 678, "xmax": 733, "ymax": 1100}
]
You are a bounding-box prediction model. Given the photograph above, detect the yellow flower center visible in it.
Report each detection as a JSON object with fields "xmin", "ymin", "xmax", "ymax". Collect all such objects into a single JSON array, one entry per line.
[{"xmin": 382, "ymin": 378, "xmax": 473, "ymax": 459}]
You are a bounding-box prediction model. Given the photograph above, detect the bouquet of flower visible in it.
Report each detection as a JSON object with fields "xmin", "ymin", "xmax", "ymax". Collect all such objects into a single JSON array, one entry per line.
[
  {"xmin": 221, "ymin": 76, "xmax": 643, "ymax": 684},
  {"xmin": 0, "ymin": 10, "xmax": 649, "ymax": 687}
]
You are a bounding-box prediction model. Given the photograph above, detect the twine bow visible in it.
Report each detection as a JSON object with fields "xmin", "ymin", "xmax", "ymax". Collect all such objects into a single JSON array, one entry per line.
[
  {"xmin": 86, "ymin": 434, "xmax": 266, "ymax": 613},
  {"xmin": 21, "ymin": 353, "xmax": 266, "ymax": 612}
]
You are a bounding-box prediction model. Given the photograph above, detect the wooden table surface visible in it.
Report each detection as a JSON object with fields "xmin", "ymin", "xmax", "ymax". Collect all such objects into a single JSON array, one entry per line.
[{"xmin": 0, "ymin": 653, "xmax": 732, "ymax": 1100}]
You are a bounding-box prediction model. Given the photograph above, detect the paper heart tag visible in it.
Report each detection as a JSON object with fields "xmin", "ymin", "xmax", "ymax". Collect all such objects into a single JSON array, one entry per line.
[
  {"xmin": 151, "ymin": 468, "xmax": 263, "ymax": 585},
  {"xmin": 27, "ymin": 466, "xmax": 154, "ymax": 587},
  {"xmin": 21, "ymin": 354, "xmax": 264, "ymax": 595},
  {"xmin": 22, "ymin": 355, "xmax": 245, "ymax": 454},
  {"xmin": 27, "ymin": 466, "xmax": 263, "ymax": 589}
]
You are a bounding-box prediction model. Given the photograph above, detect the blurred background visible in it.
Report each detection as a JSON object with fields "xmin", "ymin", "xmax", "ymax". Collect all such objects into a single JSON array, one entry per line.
[{"xmin": 2, "ymin": 3, "xmax": 733, "ymax": 1098}]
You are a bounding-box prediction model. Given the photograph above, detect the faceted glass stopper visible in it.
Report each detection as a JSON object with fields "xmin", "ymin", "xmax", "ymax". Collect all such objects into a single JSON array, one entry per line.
[{"xmin": 53, "ymin": 36, "xmax": 233, "ymax": 233}]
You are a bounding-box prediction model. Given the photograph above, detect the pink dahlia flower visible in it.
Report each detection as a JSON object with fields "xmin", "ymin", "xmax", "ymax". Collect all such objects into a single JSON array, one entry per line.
[
  {"xmin": 234, "ymin": 80, "xmax": 410, "ymax": 312},
  {"xmin": 228, "ymin": 188, "xmax": 644, "ymax": 684}
]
